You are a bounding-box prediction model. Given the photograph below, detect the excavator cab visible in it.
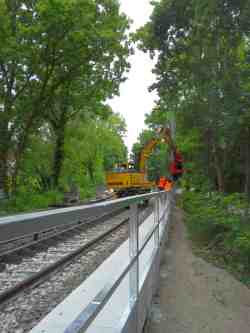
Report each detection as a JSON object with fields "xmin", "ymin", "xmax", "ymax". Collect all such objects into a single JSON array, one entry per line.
[{"xmin": 112, "ymin": 162, "xmax": 136, "ymax": 173}]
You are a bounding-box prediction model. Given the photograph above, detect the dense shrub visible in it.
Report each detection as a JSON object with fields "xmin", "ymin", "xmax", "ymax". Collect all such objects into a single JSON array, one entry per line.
[
  {"xmin": 183, "ymin": 191, "xmax": 250, "ymax": 277},
  {"xmin": 0, "ymin": 191, "xmax": 63, "ymax": 216}
]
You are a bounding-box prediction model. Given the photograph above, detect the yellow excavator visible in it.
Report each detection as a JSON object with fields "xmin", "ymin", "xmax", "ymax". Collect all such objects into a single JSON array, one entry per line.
[{"xmin": 106, "ymin": 128, "xmax": 175, "ymax": 197}]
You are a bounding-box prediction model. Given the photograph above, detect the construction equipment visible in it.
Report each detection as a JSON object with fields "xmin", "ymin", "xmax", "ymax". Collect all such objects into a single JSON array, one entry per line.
[{"xmin": 106, "ymin": 128, "xmax": 175, "ymax": 197}]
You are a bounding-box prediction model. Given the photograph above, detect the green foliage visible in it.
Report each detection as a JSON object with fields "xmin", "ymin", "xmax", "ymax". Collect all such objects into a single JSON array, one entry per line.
[
  {"xmin": 0, "ymin": 0, "xmax": 131, "ymax": 214},
  {"xmin": 137, "ymin": 0, "xmax": 250, "ymax": 195},
  {"xmin": 18, "ymin": 129, "xmax": 54, "ymax": 192},
  {"xmin": 183, "ymin": 190, "xmax": 250, "ymax": 276},
  {"xmin": 14, "ymin": 111, "xmax": 127, "ymax": 195},
  {"xmin": 0, "ymin": 191, "xmax": 63, "ymax": 216},
  {"xmin": 0, "ymin": 0, "xmax": 132, "ymax": 195},
  {"xmin": 61, "ymin": 113, "xmax": 127, "ymax": 188}
]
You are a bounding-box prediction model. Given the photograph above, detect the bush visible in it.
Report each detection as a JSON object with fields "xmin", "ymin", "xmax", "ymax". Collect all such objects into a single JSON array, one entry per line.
[
  {"xmin": 183, "ymin": 190, "xmax": 250, "ymax": 276},
  {"xmin": 0, "ymin": 181, "xmax": 103, "ymax": 217},
  {"xmin": 0, "ymin": 191, "xmax": 63, "ymax": 216}
]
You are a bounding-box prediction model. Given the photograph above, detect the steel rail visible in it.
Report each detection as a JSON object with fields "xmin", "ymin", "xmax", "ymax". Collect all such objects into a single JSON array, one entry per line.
[
  {"xmin": 0, "ymin": 216, "xmax": 129, "ymax": 307},
  {"xmin": 0, "ymin": 207, "xmax": 126, "ymax": 259}
]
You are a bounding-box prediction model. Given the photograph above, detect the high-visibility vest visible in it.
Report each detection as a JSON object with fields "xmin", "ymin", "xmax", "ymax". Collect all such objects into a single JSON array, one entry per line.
[
  {"xmin": 164, "ymin": 180, "xmax": 173, "ymax": 191},
  {"xmin": 158, "ymin": 177, "xmax": 166, "ymax": 189}
]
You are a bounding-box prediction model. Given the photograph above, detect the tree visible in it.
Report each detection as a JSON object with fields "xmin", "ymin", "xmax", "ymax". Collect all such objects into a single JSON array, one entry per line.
[
  {"xmin": 0, "ymin": 0, "xmax": 131, "ymax": 193},
  {"xmin": 137, "ymin": 0, "xmax": 250, "ymax": 193},
  {"xmin": 61, "ymin": 112, "xmax": 127, "ymax": 189},
  {"xmin": 18, "ymin": 110, "xmax": 127, "ymax": 196}
]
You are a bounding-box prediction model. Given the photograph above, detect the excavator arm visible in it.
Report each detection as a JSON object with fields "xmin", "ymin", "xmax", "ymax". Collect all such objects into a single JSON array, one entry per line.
[
  {"xmin": 138, "ymin": 127, "xmax": 175, "ymax": 173},
  {"xmin": 139, "ymin": 138, "xmax": 161, "ymax": 173}
]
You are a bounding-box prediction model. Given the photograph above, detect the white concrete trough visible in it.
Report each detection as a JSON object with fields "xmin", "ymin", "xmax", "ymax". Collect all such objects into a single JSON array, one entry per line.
[{"xmin": 30, "ymin": 192, "xmax": 173, "ymax": 333}]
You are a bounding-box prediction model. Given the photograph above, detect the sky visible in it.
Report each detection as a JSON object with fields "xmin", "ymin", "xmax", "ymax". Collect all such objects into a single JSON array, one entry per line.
[{"xmin": 108, "ymin": 1, "xmax": 158, "ymax": 153}]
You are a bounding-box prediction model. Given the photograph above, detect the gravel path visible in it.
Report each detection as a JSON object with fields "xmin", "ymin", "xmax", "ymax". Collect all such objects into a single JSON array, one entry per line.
[{"xmin": 145, "ymin": 208, "xmax": 250, "ymax": 333}]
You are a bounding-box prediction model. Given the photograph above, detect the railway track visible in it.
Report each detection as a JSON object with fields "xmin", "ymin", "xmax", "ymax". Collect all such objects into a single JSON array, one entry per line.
[
  {"xmin": 0, "ymin": 203, "xmax": 153, "ymax": 333},
  {"xmin": 0, "ymin": 192, "xmax": 116, "ymax": 257},
  {"xmin": 0, "ymin": 206, "xmax": 124, "ymax": 263},
  {"xmin": 0, "ymin": 207, "xmax": 127, "ymax": 304}
]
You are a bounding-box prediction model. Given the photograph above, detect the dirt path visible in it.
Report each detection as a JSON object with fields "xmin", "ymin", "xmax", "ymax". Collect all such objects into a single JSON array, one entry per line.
[{"xmin": 145, "ymin": 208, "xmax": 250, "ymax": 333}]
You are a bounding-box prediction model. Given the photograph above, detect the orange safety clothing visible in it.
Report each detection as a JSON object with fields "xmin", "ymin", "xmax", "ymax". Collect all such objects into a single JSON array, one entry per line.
[
  {"xmin": 158, "ymin": 177, "xmax": 173, "ymax": 191},
  {"xmin": 164, "ymin": 179, "xmax": 173, "ymax": 191},
  {"xmin": 158, "ymin": 177, "xmax": 166, "ymax": 190}
]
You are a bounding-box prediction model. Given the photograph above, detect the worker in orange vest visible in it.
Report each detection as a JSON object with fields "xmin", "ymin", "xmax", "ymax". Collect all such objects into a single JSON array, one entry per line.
[
  {"xmin": 158, "ymin": 177, "xmax": 166, "ymax": 191},
  {"xmin": 164, "ymin": 178, "xmax": 173, "ymax": 191},
  {"xmin": 158, "ymin": 177, "xmax": 173, "ymax": 191}
]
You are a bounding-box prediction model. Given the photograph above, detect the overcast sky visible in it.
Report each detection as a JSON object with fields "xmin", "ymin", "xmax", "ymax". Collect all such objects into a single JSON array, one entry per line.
[{"xmin": 108, "ymin": 1, "xmax": 158, "ymax": 153}]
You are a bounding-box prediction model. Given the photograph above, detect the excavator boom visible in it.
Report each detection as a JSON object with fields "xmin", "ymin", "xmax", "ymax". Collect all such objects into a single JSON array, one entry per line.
[
  {"xmin": 139, "ymin": 128, "xmax": 175, "ymax": 173},
  {"xmin": 139, "ymin": 138, "xmax": 161, "ymax": 173}
]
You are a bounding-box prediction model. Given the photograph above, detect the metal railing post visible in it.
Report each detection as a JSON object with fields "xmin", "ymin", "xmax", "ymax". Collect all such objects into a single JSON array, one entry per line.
[
  {"xmin": 164, "ymin": 192, "xmax": 168, "ymax": 221},
  {"xmin": 160, "ymin": 193, "xmax": 165, "ymax": 221},
  {"xmin": 154, "ymin": 196, "xmax": 160, "ymax": 247},
  {"xmin": 129, "ymin": 202, "xmax": 139, "ymax": 307},
  {"xmin": 129, "ymin": 202, "xmax": 139, "ymax": 333}
]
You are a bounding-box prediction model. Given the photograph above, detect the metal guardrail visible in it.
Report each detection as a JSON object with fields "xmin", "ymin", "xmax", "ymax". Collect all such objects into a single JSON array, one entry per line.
[
  {"xmin": 29, "ymin": 190, "xmax": 174, "ymax": 333},
  {"xmin": 0, "ymin": 192, "xmax": 159, "ymax": 243}
]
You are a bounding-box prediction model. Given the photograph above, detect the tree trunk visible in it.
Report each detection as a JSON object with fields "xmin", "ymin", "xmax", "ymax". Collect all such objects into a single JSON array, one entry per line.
[
  {"xmin": 0, "ymin": 152, "xmax": 8, "ymax": 196},
  {"xmin": 52, "ymin": 113, "xmax": 66, "ymax": 188},
  {"xmin": 204, "ymin": 130, "xmax": 213, "ymax": 187},
  {"xmin": 244, "ymin": 136, "xmax": 250, "ymax": 197},
  {"xmin": 11, "ymin": 111, "xmax": 37, "ymax": 193},
  {"xmin": 0, "ymin": 119, "xmax": 10, "ymax": 196},
  {"xmin": 213, "ymin": 148, "xmax": 225, "ymax": 193},
  {"xmin": 88, "ymin": 164, "xmax": 95, "ymax": 182}
]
